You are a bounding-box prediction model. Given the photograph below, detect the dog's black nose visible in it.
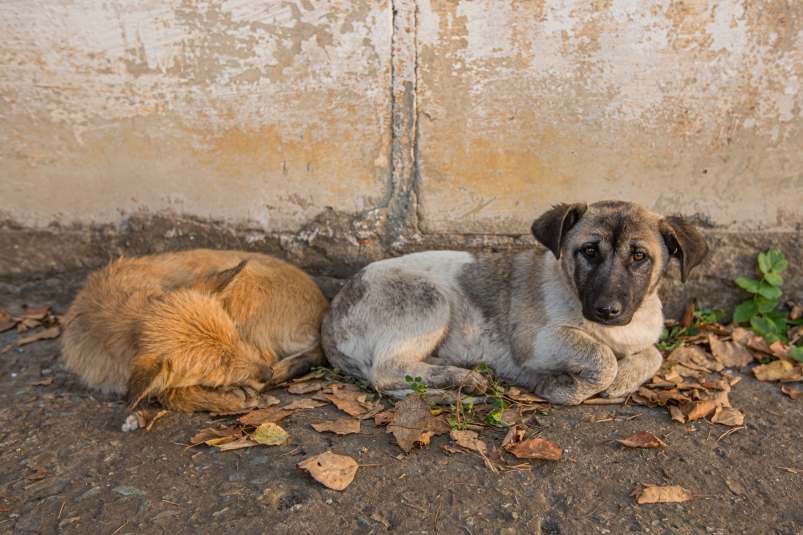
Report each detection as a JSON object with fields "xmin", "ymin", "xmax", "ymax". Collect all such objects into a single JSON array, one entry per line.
[
  {"xmin": 261, "ymin": 365, "xmax": 274, "ymax": 383},
  {"xmin": 594, "ymin": 301, "xmax": 621, "ymax": 321}
]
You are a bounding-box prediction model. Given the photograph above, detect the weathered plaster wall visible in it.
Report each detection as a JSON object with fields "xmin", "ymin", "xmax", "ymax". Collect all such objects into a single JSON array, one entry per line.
[
  {"xmin": 0, "ymin": 0, "xmax": 392, "ymax": 229},
  {"xmin": 1, "ymin": 0, "xmax": 802, "ymax": 315},
  {"xmin": 416, "ymin": 0, "xmax": 803, "ymax": 234}
]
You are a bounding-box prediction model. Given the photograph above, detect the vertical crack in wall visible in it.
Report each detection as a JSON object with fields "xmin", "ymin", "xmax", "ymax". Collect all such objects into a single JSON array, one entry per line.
[{"xmin": 384, "ymin": 0, "xmax": 419, "ymax": 248}]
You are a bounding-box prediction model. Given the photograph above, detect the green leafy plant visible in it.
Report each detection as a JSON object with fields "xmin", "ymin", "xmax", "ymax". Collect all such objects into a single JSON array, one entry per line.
[
  {"xmin": 405, "ymin": 375, "xmax": 428, "ymax": 399},
  {"xmin": 477, "ymin": 365, "xmax": 510, "ymax": 426},
  {"xmin": 732, "ymin": 250, "xmax": 802, "ymax": 344},
  {"xmin": 657, "ymin": 301, "xmax": 725, "ymax": 352},
  {"xmin": 448, "ymin": 400, "xmax": 474, "ymax": 430}
]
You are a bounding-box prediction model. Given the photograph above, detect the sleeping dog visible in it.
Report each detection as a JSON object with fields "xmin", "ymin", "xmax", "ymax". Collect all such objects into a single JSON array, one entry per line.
[
  {"xmin": 321, "ymin": 201, "xmax": 707, "ymax": 404},
  {"xmin": 62, "ymin": 249, "xmax": 329, "ymax": 413}
]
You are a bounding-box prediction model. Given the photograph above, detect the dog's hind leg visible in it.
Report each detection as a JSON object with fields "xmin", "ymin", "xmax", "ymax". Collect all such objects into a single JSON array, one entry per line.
[
  {"xmin": 599, "ymin": 346, "xmax": 663, "ymax": 399},
  {"xmin": 369, "ymin": 330, "xmax": 488, "ymax": 396}
]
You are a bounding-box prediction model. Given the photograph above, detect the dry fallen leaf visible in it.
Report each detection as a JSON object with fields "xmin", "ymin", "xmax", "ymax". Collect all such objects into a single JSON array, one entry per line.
[
  {"xmin": 681, "ymin": 400, "xmax": 718, "ymax": 421},
  {"xmin": 288, "ymin": 381, "xmax": 325, "ymax": 395},
  {"xmin": 324, "ymin": 386, "xmax": 383, "ymax": 419},
  {"xmin": 631, "ymin": 484, "xmax": 694, "ymax": 504},
  {"xmin": 24, "ymin": 306, "xmax": 50, "ymax": 320},
  {"xmin": 190, "ymin": 425, "xmax": 242, "ymax": 445},
  {"xmin": 135, "ymin": 409, "xmax": 168, "ymax": 431},
  {"xmin": 217, "ymin": 438, "xmax": 259, "ymax": 451},
  {"xmin": 238, "ymin": 408, "xmax": 292, "ymax": 426},
  {"xmin": 617, "ymin": 432, "xmax": 668, "ymax": 449},
  {"xmin": 374, "ymin": 409, "xmax": 395, "ymax": 427},
  {"xmin": 501, "ymin": 425, "xmax": 526, "ymax": 448},
  {"xmin": 781, "ymin": 385, "xmax": 803, "ymax": 400},
  {"xmin": 0, "ymin": 343, "xmax": 12, "ymax": 355},
  {"xmin": 283, "ymin": 398, "xmax": 326, "ymax": 411},
  {"xmin": 387, "ymin": 395, "xmax": 432, "ymax": 454},
  {"xmin": 297, "ymin": 452, "xmax": 358, "ymax": 491},
  {"xmin": 440, "ymin": 444, "xmax": 465, "ymax": 454},
  {"xmin": 289, "ymin": 370, "xmax": 325, "ymax": 383},
  {"xmin": 29, "ymin": 377, "xmax": 54, "ymax": 386},
  {"xmin": 17, "ymin": 326, "xmax": 61, "ymax": 346},
  {"xmin": 504, "ymin": 437, "xmax": 561, "ymax": 461},
  {"xmin": 668, "ymin": 406, "xmax": 686, "ymax": 424},
  {"xmin": 710, "ymin": 407, "xmax": 744, "ymax": 427},
  {"xmin": 25, "ymin": 467, "xmax": 49, "ymax": 481},
  {"xmin": 753, "ymin": 360, "xmax": 801, "ymax": 382},
  {"xmin": 425, "ymin": 415, "xmax": 452, "ymax": 436},
  {"xmin": 505, "ymin": 387, "xmax": 548, "ymax": 404},
  {"xmin": 450, "ymin": 429, "xmax": 487, "ymax": 455},
  {"xmin": 312, "ymin": 419, "xmax": 361, "ymax": 435},
  {"xmin": 669, "ymin": 346, "xmax": 723, "ymax": 372},
  {"xmin": 746, "ymin": 336, "xmax": 772, "ymax": 355},
  {"xmin": 709, "ymin": 334, "xmax": 753, "ymax": 368},
  {"xmin": 0, "ymin": 309, "xmax": 16, "ymax": 332},
  {"xmin": 251, "ymin": 423, "xmax": 289, "ymax": 445}
]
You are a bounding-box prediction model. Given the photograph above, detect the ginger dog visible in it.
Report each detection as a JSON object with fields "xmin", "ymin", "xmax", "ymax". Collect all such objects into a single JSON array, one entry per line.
[{"xmin": 61, "ymin": 249, "xmax": 328, "ymax": 413}]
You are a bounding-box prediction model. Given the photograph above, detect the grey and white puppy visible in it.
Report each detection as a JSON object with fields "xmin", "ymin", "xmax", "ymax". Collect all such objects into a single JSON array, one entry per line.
[{"xmin": 321, "ymin": 201, "xmax": 708, "ymax": 404}]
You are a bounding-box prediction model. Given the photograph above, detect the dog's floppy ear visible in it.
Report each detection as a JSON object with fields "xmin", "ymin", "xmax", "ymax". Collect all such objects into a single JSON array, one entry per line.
[
  {"xmin": 188, "ymin": 259, "xmax": 248, "ymax": 295},
  {"xmin": 531, "ymin": 203, "xmax": 588, "ymax": 259},
  {"xmin": 126, "ymin": 354, "xmax": 167, "ymax": 410},
  {"xmin": 660, "ymin": 216, "xmax": 708, "ymax": 283}
]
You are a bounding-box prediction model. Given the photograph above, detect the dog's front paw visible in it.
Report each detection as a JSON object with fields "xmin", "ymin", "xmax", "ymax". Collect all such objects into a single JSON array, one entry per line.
[
  {"xmin": 598, "ymin": 380, "xmax": 639, "ymax": 399},
  {"xmin": 459, "ymin": 370, "xmax": 489, "ymax": 395},
  {"xmin": 535, "ymin": 374, "xmax": 584, "ymax": 405}
]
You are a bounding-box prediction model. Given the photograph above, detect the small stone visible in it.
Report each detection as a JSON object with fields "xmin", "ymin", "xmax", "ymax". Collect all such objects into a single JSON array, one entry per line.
[
  {"xmin": 272, "ymin": 522, "xmax": 289, "ymax": 533},
  {"xmin": 137, "ymin": 498, "xmax": 151, "ymax": 515},
  {"xmin": 29, "ymin": 480, "xmax": 68, "ymax": 501},
  {"xmin": 250, "ymin": 456, "xmax": 269, "ymax": 466},
  {"xmin": 151, "ymin": 510, "xmax": 179, "ymax": 523},
  {"xmin": 228, "ymin": 471, "xmax": 247, "ymax": 482},
  {"xmin": 112, "ymin": 485, "xmax": 147, "ymax": 496},
  {"xmin": 14, "ymin": 511, "xmax": 42, "ymax": 532},
  {"xmin": 74, "ymin": 486, "xmax": 100, "ymax": 502}
]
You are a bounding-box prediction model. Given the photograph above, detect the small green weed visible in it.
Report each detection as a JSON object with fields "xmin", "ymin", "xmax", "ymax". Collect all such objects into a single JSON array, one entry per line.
[
  {"xmin": 478, "ymin": 364, "xmax": 510, "ymax": 427},
  {"xmin": 732, "ymin": 250, "xmax": 803, "ymax": 352},
  {"xmin": 657, "ymin": 300, "xmax": 725, "ymax": 352},
  {"xmin": 405, "ymin": 375, "xmax": 429, "ymax": 399}
]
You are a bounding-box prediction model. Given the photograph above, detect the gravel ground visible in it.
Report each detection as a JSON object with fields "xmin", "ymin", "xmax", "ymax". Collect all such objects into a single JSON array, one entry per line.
[{"xmin": 1, "ymin": 301, "xmax": 803, "ymax": 535}]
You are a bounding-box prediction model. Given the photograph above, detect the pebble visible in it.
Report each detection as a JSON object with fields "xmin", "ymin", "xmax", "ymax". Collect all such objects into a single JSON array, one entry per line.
[
  {"xmin": 112, "ymin": 485, "xmax": 147, "ymax": 496},
  {"xmin": 151, "ymin": 509, "xmax": 179, "ymax": 523},
  {"xmin": 74, "ymin": 486, "xmax": 100, "ymax": 502},
  {"xmin": 14, "ymin": 511, "xmax": 42, "ymax": 532},
  {"xmin": 137, "ymin": 498, "xmax": 151, "ymax": 515}
]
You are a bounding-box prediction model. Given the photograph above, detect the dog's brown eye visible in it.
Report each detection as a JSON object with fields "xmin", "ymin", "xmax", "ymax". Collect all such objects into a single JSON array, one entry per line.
[
  {"xmin": 633, "ymin": 252, "xmax": 646, "ymax": 261},
  {"xmin": 583, "ymin": 246, "xmax": 596, "ymax": 257}
]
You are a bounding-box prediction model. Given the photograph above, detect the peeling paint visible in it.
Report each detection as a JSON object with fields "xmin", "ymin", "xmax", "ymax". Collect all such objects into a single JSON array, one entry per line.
[
  {"xmin": 0, "ymin": 0, "xmax": 392, "ymax": 230},
  {"xmin": 416, "ymin": 0, "xmax": 803, "ymax": 233}
]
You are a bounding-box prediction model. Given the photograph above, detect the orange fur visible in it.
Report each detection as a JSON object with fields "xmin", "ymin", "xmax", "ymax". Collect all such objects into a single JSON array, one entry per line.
[{"xmin": 61, "ymin": 249, "xmax": 329, "ymax": 412}]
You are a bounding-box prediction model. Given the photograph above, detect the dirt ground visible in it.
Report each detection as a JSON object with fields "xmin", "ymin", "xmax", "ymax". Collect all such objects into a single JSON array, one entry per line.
[{"xmin": 2, "ymin": 297, "xmax": 803, "ymax": 535}]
